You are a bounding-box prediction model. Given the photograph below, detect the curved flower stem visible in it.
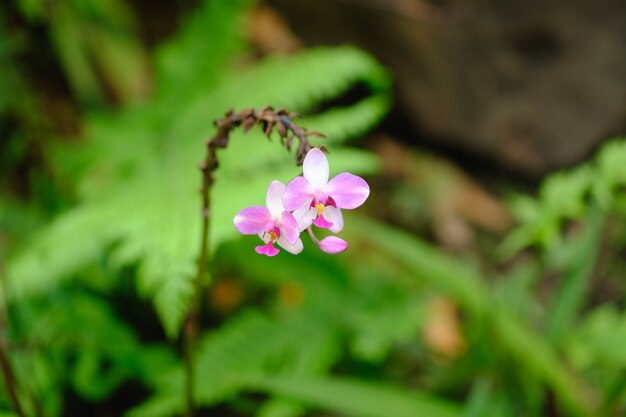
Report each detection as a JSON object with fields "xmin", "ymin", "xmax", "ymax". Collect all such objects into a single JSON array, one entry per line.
[
  {"xmin": 183, "ymin": 107, "xmax": 324, "ymax": 417},
  {"xmin": 306, "ymin": 226, "xmax": 321, "ymax": 245}
]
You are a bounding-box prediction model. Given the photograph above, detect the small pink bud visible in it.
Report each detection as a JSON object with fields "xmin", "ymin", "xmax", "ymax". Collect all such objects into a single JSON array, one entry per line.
[{"xmin": 318, "ymin": 236, "xmax": 348, "ymax": 254}]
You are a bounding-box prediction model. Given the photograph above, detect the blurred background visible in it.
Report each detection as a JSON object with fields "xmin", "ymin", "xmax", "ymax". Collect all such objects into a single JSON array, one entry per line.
[{"xmin": 1, "ymin": 0, "xmax": 626, "ymax": 416}]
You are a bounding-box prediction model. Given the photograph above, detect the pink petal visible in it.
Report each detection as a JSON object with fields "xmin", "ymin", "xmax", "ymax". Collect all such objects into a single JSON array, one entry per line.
[
  {"xmin": 277, "ymin": 235, "xmax": 303, "ymax": 255},
  {"xmin": 234, "ymin": 206, "xmax": 272, "ymax": 235},
  {"xmin": 303, "ymin": 148, "xmax": 329, "ymax": 189},
  {"xmin": 318, "ymin": 236, "xmax": 348, "ymax": 254},
  {"xmin": 323, "ymin": 206, "xmax": 344, "ymax": 233},
  {"xmin": 255, "ymin": 242, "xmax": 280, "ymax": 256},
  {"xmin": 266, "ymin": 180, "xmax": 286, "ymax": 218},
  {"xmin": 279, "ymin": 211, "xmax": 300, "ymax": 245},
  {"xmin": 283, "ymin": 176, "xmax": 314, "ymax": 211},
  {"xmin": 325, "ymin": 173, "xmax": 370, "ymax": 209},
  {"xmin": 313, "ymin": 214, "xmax": 333, "ymax": 229}
]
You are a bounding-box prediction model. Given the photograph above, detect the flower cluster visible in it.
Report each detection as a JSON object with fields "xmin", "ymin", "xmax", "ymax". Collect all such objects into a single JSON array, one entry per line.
[{"xmin": 233, "ymin": 148, "xmax": 370, "ymax": 256}]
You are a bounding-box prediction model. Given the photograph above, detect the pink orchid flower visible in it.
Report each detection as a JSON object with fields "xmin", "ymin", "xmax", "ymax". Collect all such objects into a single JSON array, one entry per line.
[
  {"xmin": 283, "ymin": 148, "xmax": 370, "ymax": 233},
  {"xmin": 233, "ymin": 180, "xmax": 303, "ymax": 256}
]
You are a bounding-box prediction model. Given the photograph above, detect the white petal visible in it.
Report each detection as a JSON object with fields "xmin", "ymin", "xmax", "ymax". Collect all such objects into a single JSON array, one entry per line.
[
  {"xmin": 258, "ymin": 231, "xmax": 271, "ymax": 243},
  {"xmin": 323, "ymin": 206, "xmax": 344, "ymax": 233},
  {"xmin": 303, "ymin": 148, "xmax": 329, "ymax": 189},
  {"xmin": 277, "ymin": 235, "xmax": 304, "ymax": 254},
  {"xmin": 266, "ymin": 180, "xmax": 287, "ymax": 218},
  {"xmin": 292, "ymin": 204, "xmax": 316, "ymax": 232}
]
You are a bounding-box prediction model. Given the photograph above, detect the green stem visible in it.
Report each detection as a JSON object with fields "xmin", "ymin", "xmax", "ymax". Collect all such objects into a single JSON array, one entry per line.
[
  {"xmin": 0, "ymin": 260, "xmax": 26, "ymax": 417},
  {"xmin": 0, "ymin": 346, "xmax": 26, "ymax": 417},
  {"xmin": 183, "ymin": 140, "xmax": 212, "ymax": 417}
]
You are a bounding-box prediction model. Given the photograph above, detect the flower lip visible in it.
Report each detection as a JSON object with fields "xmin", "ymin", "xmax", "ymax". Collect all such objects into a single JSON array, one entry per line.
[
  {"xmin": 256, "ymin": 242, "xmax": 279, "ymax": 256},
  {"xmin": 313, "ymin": 214, "xmax": 333, "ymax": 228}
]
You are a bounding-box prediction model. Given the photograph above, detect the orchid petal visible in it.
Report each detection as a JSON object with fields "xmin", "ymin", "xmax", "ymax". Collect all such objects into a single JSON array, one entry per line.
[
  {"xmin": 325, "ymin": 173, "xmax": 370, "ymax": 209},
  {"xmin": 323, "ymin": 206, "xmax": 344, "ymax": 233},
  {"xmin": 255, "ymin": 242, "xmax": 280, "ymax": 256},
  {"xmin": 318, "ymin": 236, "xmax": 348, "ymax": 254},
  {"xmin": 303, "ymin": 148, "xmax": 329, "ymax": 188},
  {"xmin": 266, "ymin": 180, "xmax": 286, "ymax": 218},
  {"xmin": 279, "ymin": 211, "xmax": 300, "ymax": 245},
  {"xmin": 277, "ymin": 235, "xmax": 304, "ymax": 255},
  {"xmin": 234, "ymin": 206, "xmax": 272, "ymax": 235},
  {"xmin": 292, "ymin": 205, "xmax": 316, "ymax": 232},
  {"xmin": 313, "ymin": 214, "xmax": 333, "ymax": 229},
  {"xmin": 283, "ymin": 176, "xmax": 314, "ymax": 211}
]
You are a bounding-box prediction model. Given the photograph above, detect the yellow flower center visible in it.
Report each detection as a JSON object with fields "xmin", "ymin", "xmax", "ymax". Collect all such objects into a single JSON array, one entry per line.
[
  {"xmin": 316, "ymin": 203, "xmax": 325, "ymax": 214},
  {"xmin": 268, "ymin": 230, "xmax": 277, "ymax": 242}
]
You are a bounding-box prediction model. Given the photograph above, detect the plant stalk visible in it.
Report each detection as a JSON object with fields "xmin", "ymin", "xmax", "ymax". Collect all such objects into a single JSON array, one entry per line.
[
  {"xmin": 0, "ymin": 346, "xmax": 26, "ymax": 417},
  {"xmin": 183, "ymin": 107, "xmax": 319, "ymax": 417},
  {"xmin": 0, "ymin": 260, "xmax": 26, "ymax": 417}
]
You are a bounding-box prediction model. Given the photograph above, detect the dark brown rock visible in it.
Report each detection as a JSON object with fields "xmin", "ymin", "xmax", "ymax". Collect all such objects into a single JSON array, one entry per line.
[{"xmin": 269, "ymin": 0, "xmax": 626, "ymax": 176}]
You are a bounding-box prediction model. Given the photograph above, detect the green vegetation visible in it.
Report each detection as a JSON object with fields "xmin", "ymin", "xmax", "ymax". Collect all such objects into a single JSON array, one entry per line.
[{"xmin": 1, "ymin": 1, "xmax": 626, "ymax": 417}]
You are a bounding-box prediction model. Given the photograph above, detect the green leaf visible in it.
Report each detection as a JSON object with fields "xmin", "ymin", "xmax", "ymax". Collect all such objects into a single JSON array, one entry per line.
[
  {"xmin": 492, "ymin": 312, "xmax": 585, "ymax": 415},
  {"xmin": 346, "ymin": 216, "xmax": 588, "ymax": 416},
  {"xmin": 566, "ymin": 305, "xmax": 626, "ymax": 370},
  {"xmin": 545, "ymin": 207, "xmax": 604, "ymax": 343},
  {"xmin": 246, "ymin": 376, "xmax": 461, "ymax": 417},
  {"xmin": 345, "ymin": 216, "xmax": 488, "ymax": 317}
]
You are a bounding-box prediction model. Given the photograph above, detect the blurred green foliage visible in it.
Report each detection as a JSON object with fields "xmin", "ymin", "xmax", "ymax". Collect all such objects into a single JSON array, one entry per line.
[
  {"xmin": 1, "ymin": 0, "xmax": 626, "ymax": 417},
  {"xmin": 16, "ymin": 0, "xmax": 151, "ymax": 105}
]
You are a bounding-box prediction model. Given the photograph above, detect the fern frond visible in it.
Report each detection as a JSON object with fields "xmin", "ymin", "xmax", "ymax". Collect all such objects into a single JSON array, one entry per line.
[
  {"xmin": 127, "ymin": 310, "xmax": 337, "ymax": 417},
  {"xmin": 7, "ymin": 204, "xmax": 120, "ymax": 300},
  {"xmin": 8, "ymin": 289, "xmax": 177, "ymax": 415},
  {"xmin": 567, "ymin": 305, "xmax": 626, "ymax": 370},
  {"xmin": 256, "ymin": 330, "xmax": 340, "ymax": 417},
  {"xmin": 129, "ymin": 230, "xmax": 448, "ymax": 416},
  {"xmin": 501, "ymin": 136, "xmax": 626, "ymax": 254},
  {"xmin": 303, "ymin": 95, "xmax": 391, "ymax": 143},
  {"xmin": 194, "ymin": 311, "xmax": 337, "ymax": 405},
  {"xmin": 155, "ymin": 0, "xmax": 253, "ymax": 96},
  {"xmin": 210, "ymin": 45, "xmax": 390, "ymax": 113},
  {"xmin": 8, "ymin": 17, "xmax": 391, "ymax": 340}
]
